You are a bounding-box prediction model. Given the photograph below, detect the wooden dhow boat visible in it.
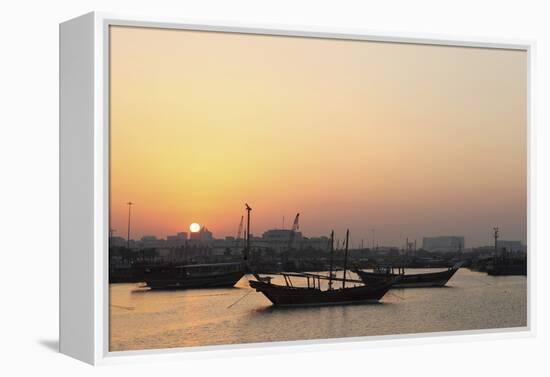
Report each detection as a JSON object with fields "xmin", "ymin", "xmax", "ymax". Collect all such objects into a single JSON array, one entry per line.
[
  {"xmin": 143, "ymin": 262, "xmax": 245, "ymax": 290},
  {"xmin": 353, "ymin": 262, "xmax": 463, "ymax": 289},
  {"xmin": 247, "ymin": 225, "xmax": 398, "ymax": 306},
  {"xmin": 249, "ymin": 272, "xmax": 398, "ymax": 306}
]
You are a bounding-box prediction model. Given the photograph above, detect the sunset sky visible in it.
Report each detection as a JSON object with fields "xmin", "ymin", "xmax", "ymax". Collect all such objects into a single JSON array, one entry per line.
[{"xmin": 109, "ymin": 26, "xmax": 527, "ymax": 248}]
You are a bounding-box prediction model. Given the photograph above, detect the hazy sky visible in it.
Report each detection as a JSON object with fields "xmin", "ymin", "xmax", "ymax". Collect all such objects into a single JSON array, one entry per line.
[{"xmin": 109, "ymin": 26, "xmax": 527, "ymax": 248}]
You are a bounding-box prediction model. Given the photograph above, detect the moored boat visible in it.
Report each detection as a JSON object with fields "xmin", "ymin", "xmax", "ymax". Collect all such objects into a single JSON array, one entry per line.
[
  {"xmin": 143, "ymin": 262, "xmax": 245, "ymax": 289},
  {"xmin": 486, "ymin": 260, "xmax": 526, "ymax": 276},
  {"xmin": 249, "ymin": 272, "xmax": 398, "ymax": 306},
  {"xmin": 248, "ymin": 223, "xmax": 399, "ymax": 306},
  {"xmin": 353, "ymin": 262, "xmax": 463, "ymax": 288}
]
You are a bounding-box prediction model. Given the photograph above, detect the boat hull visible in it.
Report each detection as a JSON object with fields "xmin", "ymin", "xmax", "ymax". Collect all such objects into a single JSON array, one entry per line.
[
  {"xmin": 487, "ymin": 264, "xmax": 526, "ymax": 276},
  {"xmin": 355, "ymin": 268, "xmax": 458, "ymax": 288},
  {"xmin": 145, "ymin": 270, "xmax": 245, "ymax": 290},
  {"xmin": 249, "ymin": 279, "xmax": 395, "ymax": 306}
]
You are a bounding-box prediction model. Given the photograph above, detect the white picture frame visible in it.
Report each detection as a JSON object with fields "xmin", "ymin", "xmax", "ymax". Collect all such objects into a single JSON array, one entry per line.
[{"xmin": 59, "ymin": 11, "xmax": 535, "ymax": 365}]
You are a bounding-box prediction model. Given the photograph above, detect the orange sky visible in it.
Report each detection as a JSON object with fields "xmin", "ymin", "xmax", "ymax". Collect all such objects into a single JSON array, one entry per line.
[{"xmin": 109, "ymin": 26, "xmax": 527, "ymax": 248}]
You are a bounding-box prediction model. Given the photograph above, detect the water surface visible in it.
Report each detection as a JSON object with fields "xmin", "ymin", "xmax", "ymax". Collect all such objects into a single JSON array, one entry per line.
[{"xmin": 109, "ymin": 269, "xmax": 527, "ymax": 351}]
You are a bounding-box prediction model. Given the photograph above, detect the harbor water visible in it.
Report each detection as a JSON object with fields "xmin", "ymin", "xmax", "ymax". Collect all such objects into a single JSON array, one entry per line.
[{"xmin": 109, "ymin": 268, "xmax": 527, "ymax": 351}]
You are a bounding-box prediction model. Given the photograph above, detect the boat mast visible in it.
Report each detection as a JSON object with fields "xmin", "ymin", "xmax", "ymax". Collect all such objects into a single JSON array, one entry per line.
[
  {"xmin": 328, "ymin": 230, "xmax": 335, "ymax": 290},
  {"xmin": 342, "ymin": 229, "xmax": 349, "ymax": 289}
]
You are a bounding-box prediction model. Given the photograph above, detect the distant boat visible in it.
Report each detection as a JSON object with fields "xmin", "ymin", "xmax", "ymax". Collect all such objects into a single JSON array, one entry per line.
[
  {"xmin": 353, "ymin": 262, "xmax": 463, "ymax": 288},
  {"xmin": 249, "ymin": 228, "xmax": 399, "ymax": 306},
  {"xmin": 486, "ymin": 258, "xmax": 526, "ymax": 276},
  {"xmin": 143, "ymin": 262, "xmax": 245, "ymax": 289}
]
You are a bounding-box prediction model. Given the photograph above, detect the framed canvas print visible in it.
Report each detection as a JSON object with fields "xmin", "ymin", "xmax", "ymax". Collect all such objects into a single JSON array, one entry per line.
[{"xmin": 60, "ymin": 12, "xmax": 533, "ymax": 365}]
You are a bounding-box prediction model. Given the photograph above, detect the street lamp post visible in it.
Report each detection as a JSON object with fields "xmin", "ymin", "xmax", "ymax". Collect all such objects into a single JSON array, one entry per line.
[
  {"xmin": 493, "ymin": 226, "xmax": 499, "ymax": 259},
  {"xmin": 245, "ymin": 203, "xmax": 252, "ymax": 260},
  {"xmin": 126, "ymin": 202, "xmax": 134, "ymax": 250}
]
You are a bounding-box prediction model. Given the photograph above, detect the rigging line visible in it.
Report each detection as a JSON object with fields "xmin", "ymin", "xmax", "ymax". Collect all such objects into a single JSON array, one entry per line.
[
  {"xmin": 226, "ymin": 289, "xmax": 253, "ymax": 309},
  {"xmin": 388, "ymin": 291, "xmax": 405, "ymax": 300},
  {"xmin": 468, "ymin": 276, "xmax": 492, "ymax": 286}
]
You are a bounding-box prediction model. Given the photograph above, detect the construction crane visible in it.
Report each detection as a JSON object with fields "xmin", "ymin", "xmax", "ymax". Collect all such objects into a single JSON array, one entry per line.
[
  {"xmin": 235, "ymin": 215, "xmax": 244, "ymax": 249},
  {"xmin": 287, "ymin": 213, "xmax": 300, "ymax": 250}
]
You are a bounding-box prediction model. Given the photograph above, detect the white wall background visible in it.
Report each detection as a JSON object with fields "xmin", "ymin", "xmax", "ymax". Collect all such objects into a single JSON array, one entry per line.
[{"xmin": 0, "ymin": 0, "xmax": 548, "ymax": 375}]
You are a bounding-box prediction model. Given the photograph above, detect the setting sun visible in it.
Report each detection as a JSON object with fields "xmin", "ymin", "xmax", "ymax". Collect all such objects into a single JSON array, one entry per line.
[{"xmin": 189, "ymin": 223, "xmax": 201, "ymax": 233}]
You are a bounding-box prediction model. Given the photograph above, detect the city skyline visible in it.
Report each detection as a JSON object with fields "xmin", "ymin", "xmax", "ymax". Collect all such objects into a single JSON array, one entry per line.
[
  {"xmin": 109, "ymin": 205, "xmax": 522, "ymax": 249},
  {"xmin": 109, "ymin": 26, "xmax": 527, "ymax": 248}
]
